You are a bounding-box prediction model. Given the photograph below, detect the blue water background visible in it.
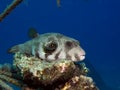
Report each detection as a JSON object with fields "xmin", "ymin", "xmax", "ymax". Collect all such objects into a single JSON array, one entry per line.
[{"xmin": 0, "ymin": 0, "xmax": 120, "ymax": 90}]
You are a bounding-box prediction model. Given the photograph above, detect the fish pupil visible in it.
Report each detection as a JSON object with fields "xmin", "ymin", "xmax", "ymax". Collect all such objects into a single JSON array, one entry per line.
[{"xmin": 44, "ymin": 42, "xmax": 57, "ymax": 54}]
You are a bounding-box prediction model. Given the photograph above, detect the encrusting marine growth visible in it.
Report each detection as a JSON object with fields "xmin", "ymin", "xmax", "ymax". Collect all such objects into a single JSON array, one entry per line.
[
  {"xmin": 0, "ymin": 30, "xmax": 99, "ymax": 90},
  {"xmin": 0, "ymin": 1, "xmax": 99, "ymax": 89}
]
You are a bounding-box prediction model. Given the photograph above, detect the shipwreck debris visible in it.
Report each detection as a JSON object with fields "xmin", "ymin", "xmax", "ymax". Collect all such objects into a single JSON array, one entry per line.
[{"xmin": 0, "ymin": 0, "xmax": 23, "ymax": 22}]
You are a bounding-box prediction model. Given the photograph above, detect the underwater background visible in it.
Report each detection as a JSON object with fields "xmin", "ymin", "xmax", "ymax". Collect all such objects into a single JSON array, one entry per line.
[{"xmin": 0, "ymin": 0, "xmax": 120, "ymax": 90}]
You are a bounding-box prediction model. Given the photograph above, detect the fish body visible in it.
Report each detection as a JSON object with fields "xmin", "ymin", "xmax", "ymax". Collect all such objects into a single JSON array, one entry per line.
[{"xmin": 8, "ymin": 33, "xmax": 85, "ymax": 62}]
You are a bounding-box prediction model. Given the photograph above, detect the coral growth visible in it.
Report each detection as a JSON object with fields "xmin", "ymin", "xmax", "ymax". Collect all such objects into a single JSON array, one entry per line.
[
  {"xmin": 0, "ymin": 53, "xmax": 99, "ymax": 90},
  {"xmin": 13, "ymin": 52, "xmax": 76, "ymax": 86},
  {"xmin": 59, "ymin": 75, "xmax": 98, "ymax": 90}
]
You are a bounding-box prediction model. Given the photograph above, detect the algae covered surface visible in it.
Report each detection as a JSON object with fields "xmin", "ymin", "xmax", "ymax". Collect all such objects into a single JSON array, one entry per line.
[{"xmin": 0, "ymin": 52, "xmax": 99, "ymax": 90}]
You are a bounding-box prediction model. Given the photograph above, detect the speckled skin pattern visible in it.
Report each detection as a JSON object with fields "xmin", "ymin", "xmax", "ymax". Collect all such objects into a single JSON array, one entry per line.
[{"xmin": 9, "ymin": 33, "xmax": 85, "ymax": 62}]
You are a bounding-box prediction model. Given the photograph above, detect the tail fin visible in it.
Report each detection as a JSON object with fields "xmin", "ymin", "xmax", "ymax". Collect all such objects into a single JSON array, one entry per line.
[{"xmin": 7, "ymin": 45, "xmax": 19, "ymax": 54}]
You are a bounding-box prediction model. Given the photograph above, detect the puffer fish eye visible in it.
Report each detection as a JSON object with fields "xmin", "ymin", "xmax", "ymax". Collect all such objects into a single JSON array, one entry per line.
[{"xmin": 44, "ymin": 41, "xmax": 58, "ymax": 54}]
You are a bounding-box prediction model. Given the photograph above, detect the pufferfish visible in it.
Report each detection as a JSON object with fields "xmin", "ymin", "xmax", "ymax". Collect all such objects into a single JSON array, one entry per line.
[{"xmin": 8, "ymin": 29, "xmax": 85, "ymax": 62}]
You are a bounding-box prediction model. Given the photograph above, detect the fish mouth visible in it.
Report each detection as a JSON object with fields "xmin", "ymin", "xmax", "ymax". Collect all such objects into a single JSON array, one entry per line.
[
  {"xmin": 73, "ymin": 51, "xmax": 86, "ymax": 61},
  {"xmin": 71, "ymin": 54, "xmax": 85, "ymax": 62},
  {"xmin": 79, "ymin": 55, "xmax": 85, "ymax": 61}
]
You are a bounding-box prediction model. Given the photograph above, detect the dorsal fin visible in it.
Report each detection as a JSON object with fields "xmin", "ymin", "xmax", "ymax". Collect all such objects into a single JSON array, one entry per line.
[
  {"xmin": 56, "ymin": 0, "xmax": 61, "ymax": 8},
  {"xmin": 28, "ymin": 27, "xmax": 39, "ymax": 38}
]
